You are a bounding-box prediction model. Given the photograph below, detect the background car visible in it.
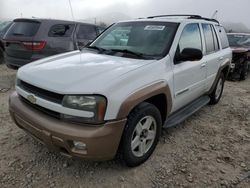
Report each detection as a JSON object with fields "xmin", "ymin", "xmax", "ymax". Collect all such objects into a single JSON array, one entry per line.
[
  {"xmin": 227, "ymin": 33, "xmax": 250, "ymax": 80},
  {"xmin": 0, "ymin": 21, "xmax": 12, "ymax": 64},
  {"xmin": 3, "ymin": 18, "xmax": 105, "ymax": 69}
]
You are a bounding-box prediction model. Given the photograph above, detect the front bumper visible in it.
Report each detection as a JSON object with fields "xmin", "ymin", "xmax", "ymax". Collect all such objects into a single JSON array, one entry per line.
[{"xmin": 9, "ymin": 92, "xmax": 126, "ymax": 161}]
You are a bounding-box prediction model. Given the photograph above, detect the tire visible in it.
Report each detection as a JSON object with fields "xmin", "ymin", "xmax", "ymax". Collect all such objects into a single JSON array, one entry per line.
[
  {"xmin": 240, "ymin": 61, "xmax": 248, "ymax": 80},
  {"xmin": 209, "ymin": 73, "xmax": 225, "ymax": 105},
  {"xmin": 0, "ymin": 47, "xmax": 4, "ymax": 65},
  {"xmin": 6, "ymin": 64, "xmax": 18, "ymax": 70},
  {"xmin": 120, "ymin": 102, "xmax": 162, "ymax": 167}
]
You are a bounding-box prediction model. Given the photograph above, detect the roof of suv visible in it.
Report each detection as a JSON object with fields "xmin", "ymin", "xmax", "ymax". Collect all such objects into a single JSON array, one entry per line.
[
  {"xmin": 13, "ymin": 18, "xmax": 97, "ymax": 26},
  {"xmin": 119, "ymin": 15, "xmax": 220, "ymax": 25}
]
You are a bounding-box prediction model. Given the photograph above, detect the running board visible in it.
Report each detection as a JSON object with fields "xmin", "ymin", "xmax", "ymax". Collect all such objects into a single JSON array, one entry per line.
[{"xmin": 163, "ymin": 96, "xmax": 210, "ymax": 128}]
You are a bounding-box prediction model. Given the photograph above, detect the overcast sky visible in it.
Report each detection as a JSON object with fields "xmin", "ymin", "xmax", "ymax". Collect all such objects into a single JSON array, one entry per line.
[{"xmin": 0, "ymin": 0, "xmax": 250, "ymax": 28}]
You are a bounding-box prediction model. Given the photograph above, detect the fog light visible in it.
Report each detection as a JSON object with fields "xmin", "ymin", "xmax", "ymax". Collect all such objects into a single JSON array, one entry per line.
[{"xmin": 73, "ymin": 141, "xmax": 86, "ymax": 150}]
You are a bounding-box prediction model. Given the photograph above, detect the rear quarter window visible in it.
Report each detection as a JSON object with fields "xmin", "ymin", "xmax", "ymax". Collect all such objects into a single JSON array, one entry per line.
[
  {"xmin": 48, "ymin": 24, "xmax": 74, "ymax": 37},
  {"xmin": 6, "ymin": 21, "xmax": 40, "ymax": 37},
  {"xmin": 215, "ymin": 26, "xmax": 229, "ymax": 49}
]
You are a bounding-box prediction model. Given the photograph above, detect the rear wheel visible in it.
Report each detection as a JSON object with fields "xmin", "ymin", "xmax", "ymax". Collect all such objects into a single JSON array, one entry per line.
[
  {"xmin": 120, "ymin": 102, "xmax": 162, "ymax": 167},
  {"xmin": 0, "ymin": 47, "xmax": 4, "ymax": 64},
  {"xmin": 240, "ymin": 61, "xmax": 248, "ymax": 80},
  {"xmin": 6, "ymin": 64, "xmax": 18, "ymax": 70},
  {"xmin": 209, "ymin": 73, "xmax": 225, "ymax": 105}
]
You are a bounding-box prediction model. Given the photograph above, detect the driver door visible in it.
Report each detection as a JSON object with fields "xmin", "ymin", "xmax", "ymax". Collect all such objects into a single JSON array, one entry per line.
[{"xmin": 172, "ymin": 23, "xmax": 207, "ymax": 112}]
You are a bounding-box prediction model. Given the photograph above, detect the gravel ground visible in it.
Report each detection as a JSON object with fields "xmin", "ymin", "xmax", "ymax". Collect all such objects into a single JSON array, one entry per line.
[{"xmin": 0, "ymin": 64, "xmax": 249, "ymax": 188}]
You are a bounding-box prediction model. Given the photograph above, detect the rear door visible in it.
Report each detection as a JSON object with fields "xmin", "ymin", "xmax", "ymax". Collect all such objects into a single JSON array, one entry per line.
[
  {"xmin": 75, "ymin": 24, "xmax": 98, "ymax": 49},
  {"xmin": 172, "ymin": 23, "xmax": 207, "ymax": 112},
  {"xmin": 201, "ymin": 24, "xmax": 222, "ymax": 91},
  {"xmin": 4, "ymin": 19, "xmax": 41, "ymax": 60}
]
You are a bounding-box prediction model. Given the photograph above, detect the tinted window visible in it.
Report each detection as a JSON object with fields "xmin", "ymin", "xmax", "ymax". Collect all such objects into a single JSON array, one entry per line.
[
  {"xmin": 77, "ymin": 25, "xmax": 97, "ymax": 40},
  {"xmin": 48, "ymin": 24, "xmax": 74, "ymax": 37},
  {"xmin": 6, "ymin": 21, "xmax": 40, "ymax": 37},
  {"xmin": 202, "ymin": 24, "xmax": 215, "ymax": 54},
  {"xmin": 216, "ymin": 26, "xmax": 229, "ymax": 49},
  {"xmin": 178, "ymin": 23, "xmax": 202, "ymax": 52}
]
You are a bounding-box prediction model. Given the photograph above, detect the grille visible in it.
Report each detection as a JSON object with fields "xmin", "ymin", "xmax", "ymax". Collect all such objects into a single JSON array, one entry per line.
[
  {"xmin": 18, "ymin": 80, "xmax": 64, "ymax": 104},
  {"xmin": 20, "ymin": 95, "xmax": 61, "ymax": 119}
]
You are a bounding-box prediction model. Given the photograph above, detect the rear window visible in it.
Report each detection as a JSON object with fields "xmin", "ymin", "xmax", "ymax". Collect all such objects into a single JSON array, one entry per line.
[
  {"xmin": 215, "ymin": 26, "xmax": 229, "ymax": 49},
  {"xmin": 48, "ymin": 24, "xmax": 74, "ymax": 37},
  {"xmin": 77, "ymin": 25, "xmax": 97, "ymax": 40},
  {"xmin": 6, "ymin": 21, "xmax": 40, "ymax": 37}
]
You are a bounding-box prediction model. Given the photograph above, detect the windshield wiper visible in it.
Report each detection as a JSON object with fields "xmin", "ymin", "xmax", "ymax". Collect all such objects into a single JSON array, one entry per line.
[
  {"xmin": 109, "ymin": 49, "xmax": 150, "ymax": 59},
  {"xmin": 12, "ymin": 33, "xmax": 24, "ymax": 36},
  {"xmin": 85, "ymin": 46, "xmax": 107, "ymax": 53}
]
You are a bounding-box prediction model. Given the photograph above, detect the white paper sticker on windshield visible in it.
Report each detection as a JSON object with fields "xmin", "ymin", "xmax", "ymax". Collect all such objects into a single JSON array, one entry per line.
[{"xmin": 144, "ymin": 25, "xmax": 165, "ymax": 31}]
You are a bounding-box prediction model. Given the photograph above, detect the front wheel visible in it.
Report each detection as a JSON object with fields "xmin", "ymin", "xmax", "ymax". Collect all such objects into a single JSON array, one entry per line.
[
  {"xmin": 120, "ymin": 102, "xmax": 162, "ymax": 167},
  {"xmin": 209, "ymin": 73, "xmax": 225, "ymax": 105}
]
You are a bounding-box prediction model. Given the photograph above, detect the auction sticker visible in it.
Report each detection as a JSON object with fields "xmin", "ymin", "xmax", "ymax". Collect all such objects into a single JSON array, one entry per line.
[{"xmin": 144, "ymin": 25, "xmax": 165, "ymax": 31}]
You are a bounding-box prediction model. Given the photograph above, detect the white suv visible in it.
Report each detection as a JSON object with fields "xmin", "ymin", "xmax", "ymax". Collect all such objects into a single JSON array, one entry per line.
[{"xmin": 9, "ymin": 15, "xmax": 232, "ymax": 167}]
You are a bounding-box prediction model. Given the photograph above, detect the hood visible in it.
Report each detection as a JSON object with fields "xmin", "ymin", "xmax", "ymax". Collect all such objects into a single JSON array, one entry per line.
[
  {"xmin": 231, "ymin": 47, "xmax": 250, "ymax": 53},
  {"xmin": 18, "ymin": 50, "xmax": 156, "ymax": 94}
]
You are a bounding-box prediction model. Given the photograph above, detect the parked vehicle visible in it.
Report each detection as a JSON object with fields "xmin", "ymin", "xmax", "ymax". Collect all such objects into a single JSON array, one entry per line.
[
  {"xmin": 0, "ymin": 21, "xmax": 12, "ymax": 64},
  {"xmin": 227, "ymin": 33, "xmax": 250, "ymax": 80},
  {"xmin": 9, "ymin": 15, "xmax": 232, "ymax": 167},
  {"xmin": 3, "ymin": 18, "xmax": 104, "ymax": 69}
]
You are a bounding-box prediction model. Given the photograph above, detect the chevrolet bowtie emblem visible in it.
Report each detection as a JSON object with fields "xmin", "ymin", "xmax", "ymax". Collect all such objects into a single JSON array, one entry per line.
[{"xmin": 27, "ymin": 95, "xmax": 37, "ymax": 104}]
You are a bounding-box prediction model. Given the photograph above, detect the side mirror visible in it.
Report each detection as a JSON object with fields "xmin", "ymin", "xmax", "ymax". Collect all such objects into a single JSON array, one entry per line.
[{"xmin": 175, "ymin": 48, "xmax": 203, "ymax": 63}]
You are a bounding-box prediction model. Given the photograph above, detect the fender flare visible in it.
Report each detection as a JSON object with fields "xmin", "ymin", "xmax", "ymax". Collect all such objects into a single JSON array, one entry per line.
[
  {"xmin": 208, "ymin": 61, "xmax": 230, "ymax": 94},
  {"xmin": 116, "ymin": 81, "xmax": 173, "ymax": 119}
]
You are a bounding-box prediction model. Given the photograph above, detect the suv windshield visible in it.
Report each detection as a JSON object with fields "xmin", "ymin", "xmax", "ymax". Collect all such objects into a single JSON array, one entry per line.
[
  {"xmin": 227, "ymin": 34, "xmax": 250, "ymax": 48},
  {"xmin": 89, "ymin": 21, "xmax": 179, "ymax": 59}
]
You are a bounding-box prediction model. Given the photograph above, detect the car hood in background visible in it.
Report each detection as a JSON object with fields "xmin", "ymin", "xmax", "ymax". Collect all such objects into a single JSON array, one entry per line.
[{"xmin": 231, "ymin": 47, "xmax": 250, "ymax": 53}]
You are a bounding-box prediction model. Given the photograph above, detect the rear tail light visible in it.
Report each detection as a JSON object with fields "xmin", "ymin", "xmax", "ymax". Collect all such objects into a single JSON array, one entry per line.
[{"xmin": 22, "ymin": 41, "xmax": 46, "ymax": 51}]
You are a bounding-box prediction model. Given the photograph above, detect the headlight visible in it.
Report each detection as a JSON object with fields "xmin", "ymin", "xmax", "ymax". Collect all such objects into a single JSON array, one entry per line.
[{"xmin": 62, "ymin": 95, "xmax": 107, "ymax": 124}]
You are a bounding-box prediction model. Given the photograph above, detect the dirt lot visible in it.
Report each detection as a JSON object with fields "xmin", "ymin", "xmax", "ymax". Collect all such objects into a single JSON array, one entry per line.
[{"xmin": 0, "ymin": 64, "xmax": 249, "ymax": 188}]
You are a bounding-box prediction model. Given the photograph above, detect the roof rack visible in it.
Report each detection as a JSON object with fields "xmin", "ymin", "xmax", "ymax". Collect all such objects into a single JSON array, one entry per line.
[{"xmin": 147, "ymin": 14, "xmax": 219, "ymax": 24}]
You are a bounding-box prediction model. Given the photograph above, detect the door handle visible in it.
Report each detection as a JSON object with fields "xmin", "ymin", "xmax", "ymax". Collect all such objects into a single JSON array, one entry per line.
[
  {"xmin": 218, "ymin": 57, "xmax": 224, "ymax": 61},
  {"xmin": 201, "ymin": 63, "xmax": 206, "ymax": 68}
]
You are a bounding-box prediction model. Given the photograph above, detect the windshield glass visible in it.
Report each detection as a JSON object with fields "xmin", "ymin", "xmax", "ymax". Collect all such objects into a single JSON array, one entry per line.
[
  {"xmin": 89, "ymin": 21, "xmax": 179, "ymax": 59},
  {"xmin": 227, "ymin": 34, "xmax": 250, "ymax": 48}
]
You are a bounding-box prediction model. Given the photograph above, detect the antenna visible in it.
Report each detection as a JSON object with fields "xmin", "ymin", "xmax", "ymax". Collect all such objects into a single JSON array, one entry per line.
[
  {"xmin": 211, "ymin": 10, "xmax": 218, "ymax": 19},
  {"xmin": 68, "ymin": 0, "xmax": 75, "ymax": 21}
]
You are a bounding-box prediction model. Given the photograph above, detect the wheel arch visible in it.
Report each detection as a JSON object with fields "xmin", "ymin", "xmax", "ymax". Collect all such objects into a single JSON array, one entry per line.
[
  {"xmin": 116, "ymin": 81, "xmax": 172, "ymax": 123},
  {"xmin": 208, "ymin": 61, "xmax": 230, "ymax": 95}
]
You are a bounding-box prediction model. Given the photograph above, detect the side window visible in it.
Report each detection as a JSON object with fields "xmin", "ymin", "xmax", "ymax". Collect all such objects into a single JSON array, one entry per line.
[
  {"xmin": 211, "ymin": 25, "xmax": 220, "ymax": 51},
  {"xmin": 48, "ymin": 24, "xmax": 74, "ymax": 37},
  {"xmin": 178, "ymin": 23, "xmax": 202, "ymax": 53},
  {"xmin": 215, "ymin": 26, "xmax": 229, "ymax": 49},
  {"xmin": 202, "ymin": 24, "xmax": 215, "ymax": 54},
  {"xmin": 77, "ymin": 25, "xmax": 97, "ymax": 40}
]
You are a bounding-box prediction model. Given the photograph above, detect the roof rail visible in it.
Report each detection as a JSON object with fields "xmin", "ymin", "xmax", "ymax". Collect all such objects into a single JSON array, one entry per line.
[{"xmin": 147, "ymin": 14, "xmax": 219, "ymax": 24}]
